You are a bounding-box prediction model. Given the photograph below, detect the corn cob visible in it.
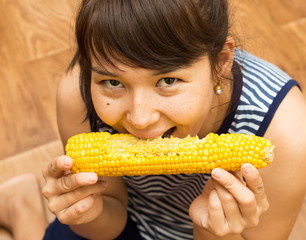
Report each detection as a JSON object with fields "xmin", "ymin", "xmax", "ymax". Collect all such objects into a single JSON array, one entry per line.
[{"xmin": 65, "ymin": 132, "xmax": 274, "ymax": 176}]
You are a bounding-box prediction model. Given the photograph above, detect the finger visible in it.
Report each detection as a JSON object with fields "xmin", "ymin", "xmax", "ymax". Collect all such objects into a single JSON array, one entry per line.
[
  {"xmin": 213, "ymin": 180, "xmax": 244, "ymax": 234},
  {"xmin": 207, "ymin": 189, "xmax": 229, "ymax": 237},
  {"xmin": 211, "ymin": 168, "xmax": 254, "ymax": 197},
  {"xmin": 56, "ymin": 172, "xmax": 99, "ymax": 194},
  {"xmin": 43, "ymin": 156, "xmax": 73, "ymax": 179},
  {"xmin": 211, "ymin": 168, "xmax": 257, "ymax": 218},
  {"xmin": 48, "ymin": 180, "xmax": 107, "ymax": 213},
  {"xmin": 231, "ymin": 171, "xmax": 246, "ymax": 185},
  {"xmin": 241, "ymin": 164, "xmax": 265, "ymax": 196},
  {"xmin": 211, "ymin": 168, "xmax": 247, "ymax": 195},
  {"xmin": 57, "ymin": 194, "xmax": 103, "ymax": 225},
  {"xmin": 241, "ymin": 163, "xmax": 269, "ymax": 211}
]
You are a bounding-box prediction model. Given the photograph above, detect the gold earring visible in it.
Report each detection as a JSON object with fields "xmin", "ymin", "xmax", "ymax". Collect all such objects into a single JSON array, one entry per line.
[{"xmin": 214, "ymin": 81, "xmax": 222, "ymax": 95}]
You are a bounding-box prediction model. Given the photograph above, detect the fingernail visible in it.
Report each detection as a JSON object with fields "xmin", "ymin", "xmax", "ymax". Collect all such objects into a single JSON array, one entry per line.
[
  {"xmin": 212, "ymin": 168, "xmax": 223, "ymax": 179},
  {"xmin": 86, "ymin": 173, "xmax": 97, "ymax": 182}
]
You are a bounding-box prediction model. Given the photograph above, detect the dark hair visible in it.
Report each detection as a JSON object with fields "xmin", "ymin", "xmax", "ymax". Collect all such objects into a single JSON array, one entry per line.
[{"xmin": 69, "ymin": 0, "xmax": 231, "ymax": 125}]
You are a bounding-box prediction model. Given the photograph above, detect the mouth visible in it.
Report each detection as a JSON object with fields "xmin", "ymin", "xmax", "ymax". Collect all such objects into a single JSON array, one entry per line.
[{"xmin": 162, "ymin": 127, "xmax": 176, "ymax": 138}]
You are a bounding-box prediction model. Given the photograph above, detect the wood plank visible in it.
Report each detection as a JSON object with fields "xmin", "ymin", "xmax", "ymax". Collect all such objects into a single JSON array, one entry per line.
[
  {"xmin": 0, "ymin": 51, "xmax": 72, "ymax": 160},
  {"xmin": 0, "ymin": 0, "xmax": 77, "ymax": 159},
  {"xmin": 230, "ymin": 0, "xmax": 306, "ymax": 93},
  {"xmin": 254, "ymin": 0, "xmax": 306, "ymax": 26},
  {"xmin": 0, "ymin": 0, "xmax": 76, "ymax": 61},
  {"xmin": 280, "ymin": 19, "xmax": 306, "ymax": 91}
]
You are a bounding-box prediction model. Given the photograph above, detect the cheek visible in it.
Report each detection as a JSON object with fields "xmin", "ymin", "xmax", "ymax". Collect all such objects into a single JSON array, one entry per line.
[
  {"xmin": 168, "ymin": 87, "xmax": 214, "ymax": 128},
  {"xmin": 179, "ymin": 86, "xmax": 213, "ymax": 113},
  {"xmin": 91, "ymin": 92, "xmax": 125, "ymax": 125}
]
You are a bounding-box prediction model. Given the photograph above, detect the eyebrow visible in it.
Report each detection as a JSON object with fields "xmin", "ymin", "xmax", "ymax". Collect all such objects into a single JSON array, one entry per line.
[
  {"xmin": 91, "ymin": 64, "xmax": 191, "ymax": 77},
  {"xmin": 91, "ymin": 67, "xmax": 119, "ymax": 77}
]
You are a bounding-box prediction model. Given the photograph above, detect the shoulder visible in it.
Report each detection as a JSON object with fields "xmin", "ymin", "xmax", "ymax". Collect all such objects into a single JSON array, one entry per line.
[
  {"xmin": 264, "ymin": 86, "xmax": 306, "ymax": 175},
  {"xmin": 56, "ymin": 65, "xmax": 91, "ymax": 146},
  {"xmin": 230, "ymin": 49, "xmax": 298, "ymax": 136},
  {"xmin": 247, "ymin": 86, "xmax": 306, "ymax": 238},
  {"xmin": 265, "ymin": 86, "xmax": 306, "ymax": 161}
]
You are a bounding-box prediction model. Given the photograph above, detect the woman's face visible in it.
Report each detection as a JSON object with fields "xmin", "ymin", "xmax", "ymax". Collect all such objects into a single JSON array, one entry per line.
[{"xmin": 91, "ymin": 56, "xmax": 223, "ymax": 139}]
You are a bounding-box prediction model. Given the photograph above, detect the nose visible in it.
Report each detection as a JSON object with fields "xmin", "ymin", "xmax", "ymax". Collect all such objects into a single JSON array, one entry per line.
[{"xmin": 126, "ymin": 92, "xmax": 160, "ymax": 130}]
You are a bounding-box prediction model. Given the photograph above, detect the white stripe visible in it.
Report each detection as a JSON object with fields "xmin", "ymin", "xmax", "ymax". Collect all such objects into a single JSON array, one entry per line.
[
  {"xmin": 246, "ymin": 55, "xmax": 291, "ymax": 82},
  {"xmin": 242, "ymin": 65, "xmax": 283, "ymax": 91},
  {"xmin": 243, "ymin": 80, "xmax": 274, "ymax": 105},
  {"xmin": 129, "ymin": 208, "xmax": 156, "ymax": 237},
  {"xmin": 235, "ymin": 49, "xmax": 291, "ymax": 83},
  {"xmin": 243, "ymin": 72, "xmax": 279, "ymax": 98},
  {"xmin": 228, "ymin": 127, "xmax": 254, "ymax": 135},
  {"xmin": 236, "ymin": 103, "xmax": 263, "ymax": 113},
  {"xmin": 234, "ymin": 121, "xmax": 259, "ymax": 131},
  {"xmin": 234, "ymin": 112, "xmax": 264, "ymax": 122},
  {"xmin": 131, "ymin": 207, "xmax": 193, "ymax": 239},
  {"xmin": 154, "ymin": 224, "xmax": 192, "ymax": 239}
]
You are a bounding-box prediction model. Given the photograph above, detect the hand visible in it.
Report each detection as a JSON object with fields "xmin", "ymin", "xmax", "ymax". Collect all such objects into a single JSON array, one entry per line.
[
  {"xmin": 189, "ymin": 163, "xmax": 269, "ymax": 237},
  {"xmin": 42, "ymin": 155, "xmax": 108, "ymax": 225}
]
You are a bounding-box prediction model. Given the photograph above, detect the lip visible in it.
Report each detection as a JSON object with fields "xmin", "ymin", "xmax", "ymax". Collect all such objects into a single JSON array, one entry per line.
[{"xmin": 127, "ymin": 127, "xmax": 176, "ymax": 139}]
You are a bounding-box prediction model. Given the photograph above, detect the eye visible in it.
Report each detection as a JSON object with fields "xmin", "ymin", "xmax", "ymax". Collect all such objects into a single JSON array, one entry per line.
[
  {"xmin": 103, "ymin": 80, "xmax": 123, "ymax": 88},
  {"xmin": 157, "ymin": 77, "xmax": 179, "ymax": 87}
]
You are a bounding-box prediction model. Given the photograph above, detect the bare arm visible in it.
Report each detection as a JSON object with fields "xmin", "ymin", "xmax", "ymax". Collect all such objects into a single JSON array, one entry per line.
[
  {"xmin": 191, "ymin": 86, "xmax": 306, "ymax": 240},
  {"xmin": 242, "ymin": 86, "xmax": 306, "ymax": 239}
]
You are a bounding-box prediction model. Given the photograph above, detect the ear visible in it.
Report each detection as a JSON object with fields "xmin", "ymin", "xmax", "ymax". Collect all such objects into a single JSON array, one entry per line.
[{"xmin": 217, "ymin": 36, "xmax": 235, "ymax": 77}]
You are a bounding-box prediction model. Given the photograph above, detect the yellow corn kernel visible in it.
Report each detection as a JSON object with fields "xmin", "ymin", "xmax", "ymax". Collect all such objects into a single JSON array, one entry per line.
[{"xmin": 65, "ymin": 132, "xmax": 274, "ymax": 176}]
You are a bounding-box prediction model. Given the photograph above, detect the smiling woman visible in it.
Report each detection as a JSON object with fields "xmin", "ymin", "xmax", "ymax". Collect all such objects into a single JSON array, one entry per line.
[
  {"xmin": 0, "ymin": 0, "xmax": 305, "ymax": 240},
  {"xmin": 43, "ymin": 0, "xmax": 306, "ymax": 239}
]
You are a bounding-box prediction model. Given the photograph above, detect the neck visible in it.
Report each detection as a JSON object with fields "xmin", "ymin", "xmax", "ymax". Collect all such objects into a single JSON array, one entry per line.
[{"xmin": 199, "ymin": 74, "xmax": 234, "ymax": 138}]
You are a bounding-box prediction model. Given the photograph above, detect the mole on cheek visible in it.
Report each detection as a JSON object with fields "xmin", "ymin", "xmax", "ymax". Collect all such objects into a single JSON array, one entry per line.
[{"xmin": 106, "ymin": 103, "xmax": 110, "ymax": 106}]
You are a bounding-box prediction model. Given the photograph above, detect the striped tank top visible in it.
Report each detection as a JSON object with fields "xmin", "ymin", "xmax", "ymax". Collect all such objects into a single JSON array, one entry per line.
[{"xmin": 93, "ymin": 49, "xmax": 299, "ymax": 239}]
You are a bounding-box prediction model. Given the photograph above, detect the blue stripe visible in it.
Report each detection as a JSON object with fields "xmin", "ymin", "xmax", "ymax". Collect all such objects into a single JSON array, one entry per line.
[
  {"xmin": 243, "ymin": 73, "xmax": 276, "ymax": 100},
  {"xmin": 242, "ymin": 83, "xmax": 270, "ymax": 108},
  {"xmin": 128, "ymin": 198, "xmax": 193, "ymax": 239},
  {"xmin": 235, "ymin": 109, "xmax": 266, "ymax": 117},
  {"xmin": 241, "ymin": 60, "xmax": 285, "ymax": 87},
  {"xmin": 231, "ymin": 117, "xmax": 262, "ymax": 126},
  {"xmin": 229, "ymin": 125, "xmax": 258, "ymax": 134},
  {"xmin": 245, "ymin": 57, "xmax": 290, "ymax": 84},
  {"xmin": 235, "ymin": 50, "xmax": 290, "ymax": 84},
  {"xmin": 128, "ymin": 191, "xmax": 191, "ymax": 222},
  {"xmin": 125, "ymin": 174, "xmax": 205, "ymax": 196},
  {"xmin": 257, "ymin": 79, "xmax": 300, "ymax": 136}
]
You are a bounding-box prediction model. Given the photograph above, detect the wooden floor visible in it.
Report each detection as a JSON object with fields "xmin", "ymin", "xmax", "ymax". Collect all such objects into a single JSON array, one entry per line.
[{"xmin": 0, "ymin": 0, "xmax": 305, "ymax": 239}]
